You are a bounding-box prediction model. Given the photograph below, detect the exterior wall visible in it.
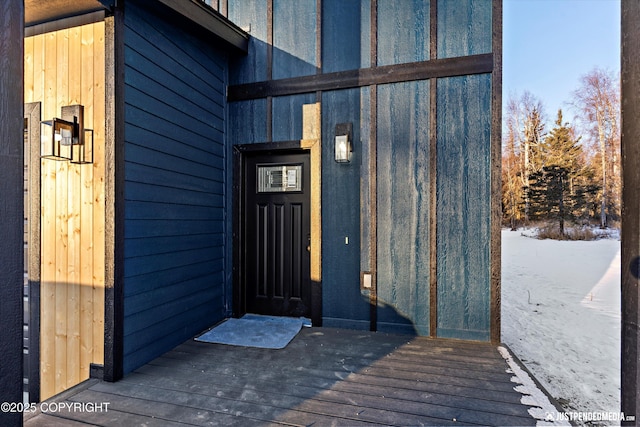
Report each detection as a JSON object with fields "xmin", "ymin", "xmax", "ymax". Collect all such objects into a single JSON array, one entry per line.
[
  {"xmin": 24, "ymin": 21, "xmax": 106, "ymax": 400},
  {"xmin": 121, "ymin": 1, "xmax": 229, "ymax": 373},
  {"xmin": 0, "ymin": 2, "xmax": 25, "ymax": 424},
  {"xmin": 227, "ymin": 0, "xmax": 500, "ymax": 340}
]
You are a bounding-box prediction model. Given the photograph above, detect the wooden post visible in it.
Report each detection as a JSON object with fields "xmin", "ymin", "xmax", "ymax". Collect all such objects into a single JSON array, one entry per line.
[
  {"xmin": 622, "ymin": 1, "xmax": 640, "ymax": 422},
  {"xmin": 0, "ymin": 0, "xmax": 24, "ymax": 426}
]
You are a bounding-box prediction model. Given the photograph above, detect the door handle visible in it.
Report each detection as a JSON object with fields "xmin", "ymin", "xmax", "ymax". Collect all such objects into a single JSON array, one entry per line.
[{"xmin": 306, "ymin": 234, "xmax": 311, "ymax": 253}]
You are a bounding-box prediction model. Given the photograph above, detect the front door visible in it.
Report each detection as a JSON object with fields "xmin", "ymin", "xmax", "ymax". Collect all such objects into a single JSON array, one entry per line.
[{"xmin": 243, "ymin": 152, "xmax": 311, "ymax": 318}]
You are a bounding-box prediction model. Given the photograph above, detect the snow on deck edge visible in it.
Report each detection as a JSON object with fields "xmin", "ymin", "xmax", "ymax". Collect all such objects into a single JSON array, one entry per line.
[{"xmin": 498, "ymin": 345, "xmax": 572, "ymax": 426}]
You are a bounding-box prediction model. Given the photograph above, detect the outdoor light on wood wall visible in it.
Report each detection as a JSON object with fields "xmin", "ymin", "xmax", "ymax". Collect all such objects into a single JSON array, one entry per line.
[
  {"xmin": 41, "ymin": 105, "xmax": 93, "ymax": 164},
  {"xmin": 334, "ymin": 122, "xmax": 353, "ymax": 163}
]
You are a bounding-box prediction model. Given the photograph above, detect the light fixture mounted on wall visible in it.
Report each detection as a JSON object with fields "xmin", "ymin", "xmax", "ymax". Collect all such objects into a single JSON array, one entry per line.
[
  {"xmin": 41, "ymin": 104, "xmax": 93, "ymax": 164},
  {"xmin": 334, "ymin": 122, "xmax": 353, "ymax": 163}
]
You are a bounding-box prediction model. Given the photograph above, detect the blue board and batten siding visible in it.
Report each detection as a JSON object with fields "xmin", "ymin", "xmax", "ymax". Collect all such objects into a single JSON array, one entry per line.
[
  {"xmin": 122, "ymin": 2, "xmax": 228, "ymax": 373},
  {"xmin": 227, "ymin": 0, "xmax": 498, "ymax": 340},
  {"xmin": 376, "ymin": 81, "xmax": 431, "ymax": 335}
]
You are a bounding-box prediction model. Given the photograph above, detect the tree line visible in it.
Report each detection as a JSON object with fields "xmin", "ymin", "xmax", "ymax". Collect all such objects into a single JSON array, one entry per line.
[{"xmin": 502, "ymin": 68, "xmax": 620, "ymax": 236}]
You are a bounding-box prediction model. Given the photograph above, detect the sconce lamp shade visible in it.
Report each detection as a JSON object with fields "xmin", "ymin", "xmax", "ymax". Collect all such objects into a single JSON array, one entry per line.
[
  {"xmin": 41, "ymin": 118, "xmax": 77, "ymax": 161},
  {"xmin": 70, "ymin": 129, "xmax": 94, "ymax": 164},
  {"xmin": 335, "ymin": 135, "xmax": 351, "ymax": 163},
  {"xmin": 41, "ymin": 111, "xmax": 93, "ymax": 164},
  {"xmin": 334, "ymin": 122, "xmax": 353, "ymax": 163}
]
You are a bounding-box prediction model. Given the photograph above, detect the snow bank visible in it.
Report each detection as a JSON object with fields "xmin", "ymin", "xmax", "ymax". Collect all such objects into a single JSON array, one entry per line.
[{"xmin": 502, "ymin": 229, "xmax": 620, "ymax": 425}]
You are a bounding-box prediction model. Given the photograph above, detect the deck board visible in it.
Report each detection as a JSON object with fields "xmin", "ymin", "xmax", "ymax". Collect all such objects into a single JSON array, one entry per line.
[{"xmin": 24, "ymin": 327, "xmax": 540, "ymax": 426}]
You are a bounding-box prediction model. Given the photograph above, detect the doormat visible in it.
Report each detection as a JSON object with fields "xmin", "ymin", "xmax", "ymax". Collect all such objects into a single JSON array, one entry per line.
[{"xmin": 195, "ymin": 314, "xmax": 311, "ymax": 349}]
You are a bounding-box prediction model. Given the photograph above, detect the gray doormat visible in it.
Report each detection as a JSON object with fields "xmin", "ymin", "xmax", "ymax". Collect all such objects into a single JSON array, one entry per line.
[{"xmin": 195, "ymin": 314, "xmax": 311, "ymax": 349}]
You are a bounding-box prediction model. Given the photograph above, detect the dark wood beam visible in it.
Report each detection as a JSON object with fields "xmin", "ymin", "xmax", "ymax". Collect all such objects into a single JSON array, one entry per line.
[
  {"xmin": 621, "ymin": 0, "xmax": 640, "ymax": 421},
  {"xmin": 0, "ymin": 0, "xmax": 24, "ymax": 425},
  {"xmin": 228, "ymin": 53, "xmax": 493, "ymax": 102}
]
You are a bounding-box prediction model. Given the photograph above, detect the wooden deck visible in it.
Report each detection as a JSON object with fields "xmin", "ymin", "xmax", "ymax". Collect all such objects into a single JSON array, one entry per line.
[{"xmin": 24, "ymin": 327, "xmax": 542, "ymax": 426}]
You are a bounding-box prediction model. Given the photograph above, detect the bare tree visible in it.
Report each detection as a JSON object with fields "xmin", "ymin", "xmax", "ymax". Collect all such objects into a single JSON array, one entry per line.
[
  {"xmin": 571, "ymin": 68, "xmax": 621, "ymax": 228},
  {"xmin": 502, "ymin": 91, "xmax": 546, "ymax": 226}
]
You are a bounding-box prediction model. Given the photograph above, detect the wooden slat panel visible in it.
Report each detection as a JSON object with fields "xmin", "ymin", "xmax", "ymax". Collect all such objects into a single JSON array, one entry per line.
[
  {"xmin": 41, "ymin": 30, "xmax": 59, "ymax": 400},
  {"xmin": 26, "ymin": 21, "xmax": 105, "ymax": 400},
  {"xmin": 24, "ymin": 36, "xmax": 34, "ymax": 103},
  {"xmin": 69, "ymin": 25, "xmax": 84, "ymax": 386},
  {"xmin": 79, "ymin": 22, "xmax": 95, "ymax": 382}
]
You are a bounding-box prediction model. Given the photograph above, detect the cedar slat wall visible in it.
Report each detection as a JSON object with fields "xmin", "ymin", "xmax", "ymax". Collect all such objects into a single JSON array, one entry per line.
[{"xmin": 24, "ymin": 21, "xmax": 105, "ymax": 401}]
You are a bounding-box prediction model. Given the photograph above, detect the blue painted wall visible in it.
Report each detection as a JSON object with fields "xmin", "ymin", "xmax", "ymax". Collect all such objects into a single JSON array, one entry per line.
[
  {"xmin": 122, "ymin": 1, "xmax": 228, "ymax": 372},
  {"xmin": 377, "ymin": 81, "xmax": 431, "ymax": 335},
  {"xmin": 322, "ymin": 0, "xmax": 370, "ymax": 72},
  {"xmin": 436, "ymin": 74, "xmax": 492, "ymax": 340},
  {"xmin": 227, "ymin": 0, "xmax": 496, "ymax": 340},
  {"xmin": 272, "ymin": 0, "xmax": 317, "ymax": 79},
  {"xmin": 377, "ymin": 0, "xmax": 429, "ymax": 66},
  {"xmin": 273, "ymin": 93, "xmax": 317, "ymax": 141},
  {"xmin": 438, "ymin": 0, "xmax": 492, "ymax": 58},
  {"xmin": 321, "ymin": 88, "xmax": 368, "ymax": 329}
]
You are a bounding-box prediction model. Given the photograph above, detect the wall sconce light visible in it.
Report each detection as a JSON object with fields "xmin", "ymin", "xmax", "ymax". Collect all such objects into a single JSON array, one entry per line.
[
  {"xmin": 41, "ymin": 105, "xmax": 93, "ymax": 164},
  {"xmin": 334, "ymin": 122, "xmax": 353, "ymax": 163},
  {"xmin": 41, "ymin": 118, "xmax": 77, "ymax": 161}
]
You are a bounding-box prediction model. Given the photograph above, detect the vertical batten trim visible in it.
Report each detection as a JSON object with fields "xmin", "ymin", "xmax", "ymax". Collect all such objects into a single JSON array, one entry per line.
[
  {"xmin": 490, "ymin": 0, "xmax": 503, "ymax": 344},
  {"xmin": 267, "ymin": 0, "xmax": 273, "ymax": 81},
  {"xmin": 371, "ymin": 0, "xmax": 377, "ymax": 68},
  {"xmin": 429, "ymin": 0, "xmax": 438, "ymax": 338},
  {"xmin": 370, "ymin": 84, "xmax": 378, "ymax": 332},
  {"xmin": 316, "ymin": 0, "xmax": 322, "ymax": 73},
  {"xmin": 369, "ymin": 0, "xmax": 378, "ymax": 332},
  {"xmin": 315, "ymin": 0, "xmax": 322, "ymax": 104},
  {"xmin": 266, "ymin": 0, "xmax": 273, "ymax": 142}
]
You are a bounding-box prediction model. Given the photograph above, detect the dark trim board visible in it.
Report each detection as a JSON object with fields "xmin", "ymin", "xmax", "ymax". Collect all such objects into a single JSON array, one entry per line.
[
  {"xmin": 0, "ymin": 1, "xmax": 24, "ymax": 424},
  {"xmin": 621, "ymin": 0, "xmax": 640, "ymax": 419},
  {"xmin": 490, "ymin": 0, "xmax": 503, "ymax": 345},
  {"xmin": 428, "ymin": 0, "xmax": 438, "ymax": 339},
  {"xmin": 228, "ymin": 53, "xmax": 493, "ymax": 101}
]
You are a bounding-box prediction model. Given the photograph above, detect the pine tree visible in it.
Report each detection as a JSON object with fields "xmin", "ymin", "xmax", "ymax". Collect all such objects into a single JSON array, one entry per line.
[{"xmin": 526, "ymin": 110, "xmax": 597, "ymax": 236}]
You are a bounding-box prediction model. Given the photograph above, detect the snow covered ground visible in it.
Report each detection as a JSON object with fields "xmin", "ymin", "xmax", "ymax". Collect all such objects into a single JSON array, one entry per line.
[{"xmin": 501, "ymin": 229, "xmax": 621, "ymax": 423}]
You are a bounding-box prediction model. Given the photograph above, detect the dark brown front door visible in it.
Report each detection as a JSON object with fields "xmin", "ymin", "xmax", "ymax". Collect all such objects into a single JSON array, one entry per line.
[{"xmin": 243, "ymin": 152, "xmax": 311, "ymax": 318}]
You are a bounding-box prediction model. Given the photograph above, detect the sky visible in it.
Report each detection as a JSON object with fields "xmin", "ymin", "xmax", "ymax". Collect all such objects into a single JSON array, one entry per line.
[{"xmin": 503, "ymin": 0, "xmax": 621, "ymax": 125}]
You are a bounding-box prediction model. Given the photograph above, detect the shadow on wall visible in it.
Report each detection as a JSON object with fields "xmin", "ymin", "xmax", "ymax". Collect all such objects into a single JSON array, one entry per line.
[{"xmin": 364, "ymin": 293, "xmax": 419, "ymax": 337}]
